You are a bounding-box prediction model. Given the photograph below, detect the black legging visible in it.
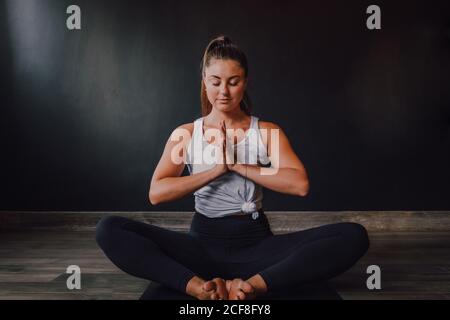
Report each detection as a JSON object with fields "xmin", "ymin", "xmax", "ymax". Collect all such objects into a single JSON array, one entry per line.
[{"xmin": 95, "ymin": 210, "xmax": 369, "ymax": 296}]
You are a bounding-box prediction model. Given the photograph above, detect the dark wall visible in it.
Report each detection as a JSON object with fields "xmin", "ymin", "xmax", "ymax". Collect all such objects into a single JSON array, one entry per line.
[{"xmin": 1, "ymin": 0, "xmax": 449, "ymax": 211}]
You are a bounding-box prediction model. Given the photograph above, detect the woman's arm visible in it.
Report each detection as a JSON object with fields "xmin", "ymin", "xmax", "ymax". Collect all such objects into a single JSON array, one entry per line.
[
  {"xmin": 149, "ymin": 123, "xmax": 224, "ymax": 205},
  {"xmin": 231, "ymin": 122, "xmax": 310, "ymax": 197}
]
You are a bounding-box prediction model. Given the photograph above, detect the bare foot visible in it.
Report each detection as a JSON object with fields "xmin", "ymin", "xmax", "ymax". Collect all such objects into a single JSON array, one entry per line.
[
  {"xmin": 203, "ymin": 278, "xmax": 228, "ymax": 300},
  {"xmin": 246, "ymin": 274, "xmax": 268, "ymax": 297},
  {"xmin": 226, "ymin": 278, "xmax": 256, "ymax": 300},
  {"xmin": 186, "ymin": 276, "xmax": 228, "ymax": 300}
]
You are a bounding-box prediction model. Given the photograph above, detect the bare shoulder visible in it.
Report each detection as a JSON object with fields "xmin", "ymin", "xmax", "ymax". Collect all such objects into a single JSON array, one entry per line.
[
  {"xmin": 175, "ymin": 122, "xmax": 194, "ymax": 134},
  {"xmin": 258, "ymin": 120, "xmax": 282, "ymax": 131},
  {"xmin": 256, "ymin": 120, "xmax": 284, "ymax": 155},
  {"xmin": 171, "ymin": 122, "xmax": 195, "ymax": 137},
  {"xmin": 166, "ymin": 122, "xmax": 195, "ymax": 148}
]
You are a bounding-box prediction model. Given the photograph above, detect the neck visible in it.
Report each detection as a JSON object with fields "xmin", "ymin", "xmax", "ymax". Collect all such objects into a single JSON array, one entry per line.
[{"xmin": 206, "ymin": 107, "xmax": 248, "ymax": 126}]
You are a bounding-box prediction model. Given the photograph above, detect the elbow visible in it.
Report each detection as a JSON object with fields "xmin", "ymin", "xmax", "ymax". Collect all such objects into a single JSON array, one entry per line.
[
  {"xmin": 148, "ymin": 187, "xmax": 161, "ymax": 206},
  {"xmin": 297, "ymin": 180, "xmax": 310, "ymax": 197}
]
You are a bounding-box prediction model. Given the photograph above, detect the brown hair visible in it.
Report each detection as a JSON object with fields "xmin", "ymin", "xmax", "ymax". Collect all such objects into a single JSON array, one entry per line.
[{"xmin": 200, "ymin": 35, "xmax": 253, "ymax": 117}]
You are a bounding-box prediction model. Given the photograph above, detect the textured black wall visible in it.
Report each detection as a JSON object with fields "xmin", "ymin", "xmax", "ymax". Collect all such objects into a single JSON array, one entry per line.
[{"xmin": 1, "ymin": 0, "xmax": 449, "ymax": 211}]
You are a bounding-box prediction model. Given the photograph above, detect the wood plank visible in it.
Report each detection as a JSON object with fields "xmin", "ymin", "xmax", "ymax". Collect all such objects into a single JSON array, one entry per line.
[
  {"xmin": 1, "ymin": 211, "xmax": 449, "ymax": 232},
  {"xmin": 0, "ymin": 218, "xmax": 449, "ymax": 299}
]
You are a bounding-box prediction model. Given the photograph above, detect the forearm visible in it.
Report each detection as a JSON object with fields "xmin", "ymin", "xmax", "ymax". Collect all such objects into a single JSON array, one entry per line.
[
  {"xmin": 233, "ymin": 164, "xmax": 309, "ymax": 197},
  {"xmin": 149, "ymin": 166, "xmax": 223, "ymax": 205}
]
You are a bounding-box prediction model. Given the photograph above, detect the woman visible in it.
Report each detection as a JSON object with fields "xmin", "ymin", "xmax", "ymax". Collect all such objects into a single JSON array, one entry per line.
[{"xmin": 96, "ymin": 35, "xmax": 370, "ymax": 300}]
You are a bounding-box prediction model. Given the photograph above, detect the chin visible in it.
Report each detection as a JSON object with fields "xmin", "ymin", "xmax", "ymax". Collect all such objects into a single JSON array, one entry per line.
[{"xmin": 214, "ymin": 103, "xmax": 238, "ymax": 112}]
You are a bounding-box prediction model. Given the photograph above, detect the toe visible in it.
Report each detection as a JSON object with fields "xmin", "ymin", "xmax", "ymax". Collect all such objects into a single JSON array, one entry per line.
[
  {"xmin": 226, "ymin": 280, "xmax": 232, "ymax": 292},
  {"xmin": 203, "ymin": 280, "xmax": 216, "ymax": 292},
  {"xmin": 237, "ymin": 291, "xmax": 246, "ymax": 300},
  {"xmin": 241, "ymin": 281, "xmax": 255, "ymax": 294}
]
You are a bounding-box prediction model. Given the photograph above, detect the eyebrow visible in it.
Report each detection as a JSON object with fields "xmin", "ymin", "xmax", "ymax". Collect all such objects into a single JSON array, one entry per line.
[{"xmin": 208, "ymin": 75, "xmax": 241, "ymax": 80}]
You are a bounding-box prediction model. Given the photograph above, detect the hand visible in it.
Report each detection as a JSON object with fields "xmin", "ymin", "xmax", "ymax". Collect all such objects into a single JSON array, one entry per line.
[{"xmin": 215, "ymin": 120, "xmax": 239, "ymax": 175}]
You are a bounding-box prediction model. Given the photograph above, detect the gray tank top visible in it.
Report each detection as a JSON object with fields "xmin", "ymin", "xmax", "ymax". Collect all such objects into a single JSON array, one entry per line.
[{"xmin": 185, "ymin": 115, "xmax": 271, "ymax": 218}]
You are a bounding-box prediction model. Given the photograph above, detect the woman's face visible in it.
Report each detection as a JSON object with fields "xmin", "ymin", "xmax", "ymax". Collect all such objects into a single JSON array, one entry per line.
[{"xmin": 203, "ymin": 58, "xmax": 247, "ymax": 113}]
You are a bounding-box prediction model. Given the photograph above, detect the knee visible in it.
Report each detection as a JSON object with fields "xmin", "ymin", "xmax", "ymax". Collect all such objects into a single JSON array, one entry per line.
[
  {"xmin": 95, "ymin": 215, "xmax": 123, "ymax": 249},
  {"xmin": 339, "ymin": 222, "xmax": 370, "ymax": 258}
]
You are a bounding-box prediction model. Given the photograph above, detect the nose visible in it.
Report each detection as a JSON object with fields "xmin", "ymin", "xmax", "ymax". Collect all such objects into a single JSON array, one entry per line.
[{"xmin": 219, "ymin": 83, "xmax": 230, "ymax": 96}]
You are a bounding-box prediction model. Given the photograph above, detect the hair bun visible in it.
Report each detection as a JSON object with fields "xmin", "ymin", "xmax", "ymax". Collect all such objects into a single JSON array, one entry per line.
[
  {"xmin": 217, "ymin": 35, "xmax": 232, "ymax": 45},
  {"xmin": 207, "ymin": 35, "xmax": 233, "ymax": 52}
]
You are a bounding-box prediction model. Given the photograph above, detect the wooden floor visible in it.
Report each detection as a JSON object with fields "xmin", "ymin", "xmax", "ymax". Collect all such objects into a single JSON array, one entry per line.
[{"xmin": 0, "ymin": 211, "xmax": 449, "ymax": 300}]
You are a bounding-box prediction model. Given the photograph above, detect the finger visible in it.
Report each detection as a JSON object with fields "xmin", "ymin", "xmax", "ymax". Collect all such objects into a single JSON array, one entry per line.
[
  {"xmin": 233, "ymin": 139, "xmax": 237, "ymax": 164},
  {"xmin": 222, "ymin": 124, "xmax": 227, "ymax": 163},
  {"xmin": 222, "ymin": 121, "xmax": 227, "ymax": 140},
  {"xmin": 217, "ymin": 122, "xmax": 224, "ymax": 145},
  {"xmin": 222, "ymin": 122, "xmax": 227, "ymax": 142}
]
